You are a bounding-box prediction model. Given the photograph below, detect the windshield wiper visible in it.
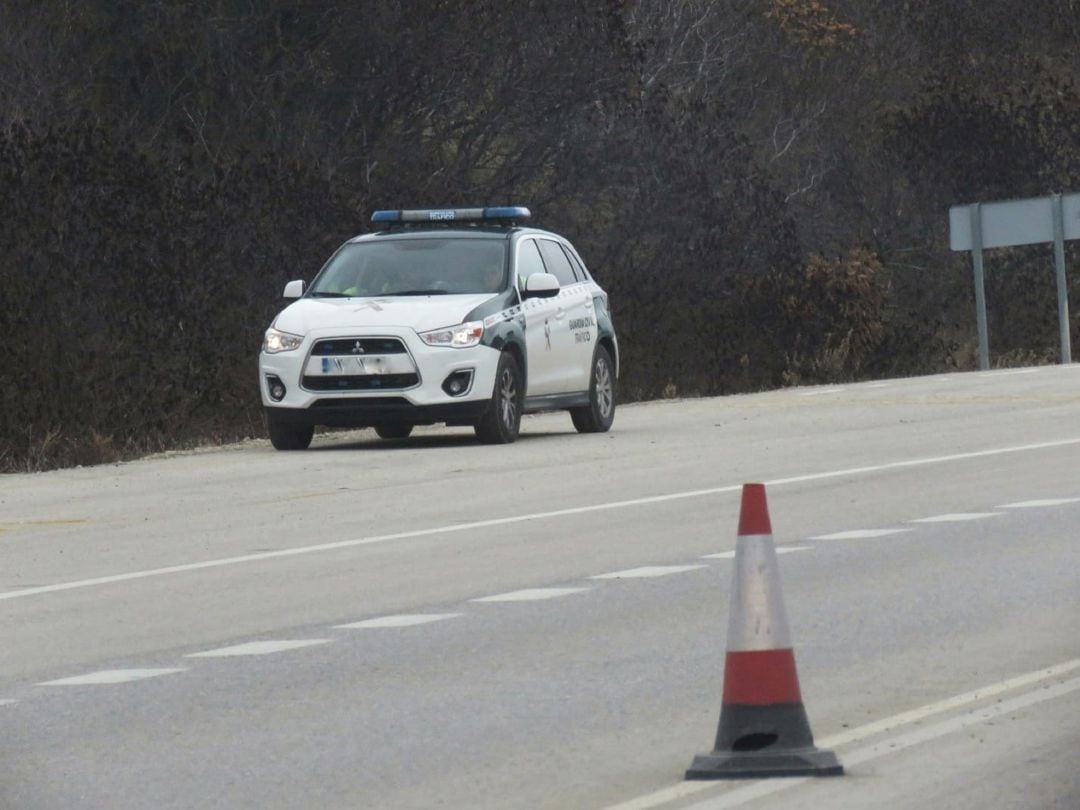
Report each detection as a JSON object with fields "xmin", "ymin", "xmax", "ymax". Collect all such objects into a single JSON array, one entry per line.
[
  {"xmin": 308, "ymin": 291, "xmax": 352, "ymax": 298},
  {"xmin": 384, "ymin": 289, "xmax": 450, "ymax": 296}
]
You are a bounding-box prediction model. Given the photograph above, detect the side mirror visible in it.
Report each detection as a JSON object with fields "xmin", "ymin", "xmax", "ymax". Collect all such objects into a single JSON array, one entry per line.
[
  {"xmin": 522, "ymin": 272, "xmax": 560, "ymax": 299},
  {"xmin": 283, "ymin": 280, "xmax": 305, "ymax": 299}
]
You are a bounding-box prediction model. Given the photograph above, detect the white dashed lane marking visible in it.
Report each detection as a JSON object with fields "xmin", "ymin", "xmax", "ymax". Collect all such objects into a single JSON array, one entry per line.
[
  {"xmin": 40, "ymin": 669, "xmax": 186, "ymax": 686},
  {"xmin": 185, "ymin": 640, "xmax": 330, "ymax": 658},
  {"xmin": 909, "ymin": 512, "xmax": 1003, "ymax": 523},
  {"xmin": 701, "ymin": 546, "xmax": 810, "ymax": 560},
  {"xmin": 471, "ymin": 587, "xmax": 591, "ymax": 603},
  {"xmin": 0, "ymin": 699, "xmax": 18, "ymax": 706},
  {"xmin": 334, "ymin": 613, "xmax": 462, "ymax": 629},
  {"xmin": 810, "ymin": 528, "xmax": 913, "ymax": 540},
  {"xmin": 22, "ymin": 495, "xmax": 1080, "ymax": 695},
  {"xmin": 590, "ymin": 565, "xmax": 708, "ymax": 580},
  {"xmin": 798, "ymin": 388, "xmax": 846, "ymax": 397},
  {"xmin": 998, "ymin": 498, "xmax": 1080, "ymax": 508}
]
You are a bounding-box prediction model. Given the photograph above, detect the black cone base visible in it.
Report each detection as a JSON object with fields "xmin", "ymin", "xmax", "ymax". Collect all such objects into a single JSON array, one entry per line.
[
  {"xmin": 686, "ymin": 703, "xmax": 843, "ymax": 779},
  {"xmin": 686, "ymin": 746, "xmax": 843, "ymax": 779}
]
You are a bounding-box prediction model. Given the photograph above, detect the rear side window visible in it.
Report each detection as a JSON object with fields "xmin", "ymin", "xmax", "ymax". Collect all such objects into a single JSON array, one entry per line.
[
  {"xmin": 562, "ymin": 245, "xmax": 590, "ymax": 282},
  {"xmin": 537, "ymin": 239, "xmax": 578, "ymax": 286}
]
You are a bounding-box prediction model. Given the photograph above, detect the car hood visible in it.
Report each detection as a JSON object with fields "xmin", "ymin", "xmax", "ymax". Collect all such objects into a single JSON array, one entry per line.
[{"xmin": 273, "ymin": 294, "xmax": 497, "ymax": 335}]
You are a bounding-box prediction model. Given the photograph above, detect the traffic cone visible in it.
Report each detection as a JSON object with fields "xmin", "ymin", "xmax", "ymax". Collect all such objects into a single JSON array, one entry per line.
[{"xmin": 685, "ymin": 483, "xmax": 842, "ymax": 779}]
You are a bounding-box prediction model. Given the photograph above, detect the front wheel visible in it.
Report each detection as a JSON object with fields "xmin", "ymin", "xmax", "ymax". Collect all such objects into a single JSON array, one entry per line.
[
  {"xmin": 266, "ymin": 413, "xmax": 314, "ymax": 450},
  {"xmin": 570, "ymin": 345, "xmax": 616, "ymax": 433},
  {"xmin": 475, "ymin": 352, "xmax": 523, "ymax": 444}
]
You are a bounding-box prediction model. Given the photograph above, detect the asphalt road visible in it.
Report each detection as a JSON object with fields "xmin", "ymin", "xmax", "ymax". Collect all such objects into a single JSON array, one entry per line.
[{"xmin": 1, "ymin": 366, "xmax": 1079, "ymax": 809}]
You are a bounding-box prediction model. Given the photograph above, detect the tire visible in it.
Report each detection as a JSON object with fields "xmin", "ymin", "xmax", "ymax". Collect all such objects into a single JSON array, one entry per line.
[
  {"xmin": 475, "ymin": 352, "xmax": 523, "ymax": 444},
  {"xmin": 570, "ymin": 345, "xmax": 616, "ymax": 433},
  {"xmin": 374, "ymin": 423, "xmax": 413, "ymax": 440},
  {"xmin": 266, "ymin": 413, "xmax": 314, "ymax": 450}
]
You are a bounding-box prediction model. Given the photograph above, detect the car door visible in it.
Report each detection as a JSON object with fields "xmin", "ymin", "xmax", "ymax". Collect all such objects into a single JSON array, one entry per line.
[
  {"xmin": 536, "ymin": 238, "xmax": 595, "ymax": 393},
  {"xmin": 517, "ymin": 238, "xmax": 563, "ymax": 396}
]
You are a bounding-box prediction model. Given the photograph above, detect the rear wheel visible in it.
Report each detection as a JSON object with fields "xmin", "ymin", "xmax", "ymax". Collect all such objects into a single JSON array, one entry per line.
[
  {"xmin": 374, "ymin": 423, "xmax": 413, "ymax": 440},
  {"xmin": 570, "ymin": 345, "xmax": 616, "ymax": 433},
  {"xmin": 475, "ymin": 352, "xmax": 522, "ymax": 444},
  {"xmin": 266, "ymin": 413, "xmax": 314, "ymax": 450}
]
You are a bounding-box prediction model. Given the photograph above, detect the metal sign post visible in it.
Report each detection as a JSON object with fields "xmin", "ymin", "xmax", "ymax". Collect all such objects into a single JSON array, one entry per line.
[
  {"xmin": 969, "ymin": 203, "xmax": 990, "ymax": 370},
  {"xmin": 1051, "ymin": 194, "xmax": 1073, "ymax": 364},
  {"xmin": 949, "ymin": 192, "xmax": 1076, "ymax": 367}
]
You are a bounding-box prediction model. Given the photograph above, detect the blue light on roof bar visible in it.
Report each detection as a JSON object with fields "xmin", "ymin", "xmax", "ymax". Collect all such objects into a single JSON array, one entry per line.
[
  {"xmin": 483, "ymin": 206, "xmax": 530, "ymax": 219},
  {"xmin": 370, "ymin": 206, "xmax": 531, "ymax": 224}
]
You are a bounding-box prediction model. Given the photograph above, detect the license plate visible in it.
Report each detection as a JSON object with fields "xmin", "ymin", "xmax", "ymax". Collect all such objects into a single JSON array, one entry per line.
[
  {"xmin": 318, "ymin": 356, "xmax": 365, "ymax": 375},
  {"xmin": 307, "ymin": 353, "xmax": 408, "ymax": 376}
]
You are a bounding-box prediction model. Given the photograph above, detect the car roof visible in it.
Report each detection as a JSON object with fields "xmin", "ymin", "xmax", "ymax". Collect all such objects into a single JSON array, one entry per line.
[{"xmin": 348, "ymin": 226, "xmax": 568, "ymax": 244}]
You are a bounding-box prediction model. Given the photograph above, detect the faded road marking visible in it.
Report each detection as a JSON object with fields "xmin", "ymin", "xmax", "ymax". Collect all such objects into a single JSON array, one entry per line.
[
  {"xmin": 334, "ymin": 613, "xmax": 463, "ymax": 629},
  {"xmin": 186, "ymin": 640, "xmax": 330, "ymax": 658},
  {"xmin": 701, "ymin": 546, "xmax": 810, "ymax": 560},
  {"xmin": 810, "ymin": 528, "xmax": 912, "ymax": 540},
  {"xmin": 998, "ymin": 497, "xmax": 1080, "ymax": 508},
  {"xmin": 471, "ymin": 587, "xmax": 590, "ymax": 603},
  {"xmin": 590, "ymin": 565, "xmax": 707, "ymax": 579},
  {"xmin": 909, "ymin": 512, "xmax": 1003, "ymax": 523},
  {"xmin": 40, "ymin": 668, "xmax": 185, "ymax": 686}
]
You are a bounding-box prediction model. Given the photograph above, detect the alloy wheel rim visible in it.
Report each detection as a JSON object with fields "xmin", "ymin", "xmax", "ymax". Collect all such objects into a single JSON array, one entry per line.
[
  {"xmin": 499, "ymin": 368, "xmax": 518, "ymax": 428},
  {"xmin": 595, "ymin": 359, "xmax": 612, "ymax": 417}
]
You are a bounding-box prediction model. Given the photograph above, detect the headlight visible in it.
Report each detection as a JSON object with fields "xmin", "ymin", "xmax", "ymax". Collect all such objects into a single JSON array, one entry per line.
[
  {"xmin": 262, "ymin": 327, "xmax": 304, "ymax": 353},
  {"xmin": 419, "ymin": 321, "xmax": 484, "ymax": 348}
]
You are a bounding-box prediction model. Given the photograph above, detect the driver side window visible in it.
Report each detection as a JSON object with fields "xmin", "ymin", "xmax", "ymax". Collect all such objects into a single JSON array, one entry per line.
[{"xmin": 516, "ymin": 239, "xmax": 548, "ymax": 290}]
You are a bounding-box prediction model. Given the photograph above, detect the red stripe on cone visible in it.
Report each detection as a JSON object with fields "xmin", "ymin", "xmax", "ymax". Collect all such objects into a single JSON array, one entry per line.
[
  {"xmin": 737, "ymin": 483, "xmax": 772, "ymax": 536},
  {"xmin": 721, "ymin": 649, "xmax": 803, "ymax": 705}
]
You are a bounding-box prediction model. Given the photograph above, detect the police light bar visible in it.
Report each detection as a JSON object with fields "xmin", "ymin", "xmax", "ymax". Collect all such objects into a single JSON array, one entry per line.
[{"xmin": 371, "ymin": 206, "xmax": 531, "ymax": 224}]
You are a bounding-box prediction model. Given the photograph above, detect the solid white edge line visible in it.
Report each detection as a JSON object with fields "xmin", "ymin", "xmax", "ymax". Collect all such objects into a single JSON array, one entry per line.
[
  {"xmin": 5, "ymin": 436, "xmax": 1080, "ymax": 602},
  {"xmin": 598, "ymin": 657, "xmax": 1080, "ymax": 810}
]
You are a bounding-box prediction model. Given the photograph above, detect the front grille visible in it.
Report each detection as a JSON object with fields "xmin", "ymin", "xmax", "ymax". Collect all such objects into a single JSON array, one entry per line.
[
  {"xmin": 302, "ymin": 374, "xmax": 420, "ymax": 391},
  {"xmin": 311, "ymin": 338, "xmax": 407, "ymax": 356}
]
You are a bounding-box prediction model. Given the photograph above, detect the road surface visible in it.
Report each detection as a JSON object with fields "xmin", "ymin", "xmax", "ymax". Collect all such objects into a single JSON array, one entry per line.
[{"xmin": 1, "ymin": 366, "xmax": 1078, "ymax": 808}]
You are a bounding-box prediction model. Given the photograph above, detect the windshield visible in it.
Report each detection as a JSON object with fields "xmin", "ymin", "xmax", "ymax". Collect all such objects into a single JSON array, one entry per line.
[{"xmin": 309, "ymin": 237, "xmax": 508, "ymax": 297}]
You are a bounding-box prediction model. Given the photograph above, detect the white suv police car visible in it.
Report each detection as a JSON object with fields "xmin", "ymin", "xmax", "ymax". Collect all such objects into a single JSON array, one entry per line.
[{"xmin": 259, "ymin": 206, "xmax": 618, "ymax": 449}]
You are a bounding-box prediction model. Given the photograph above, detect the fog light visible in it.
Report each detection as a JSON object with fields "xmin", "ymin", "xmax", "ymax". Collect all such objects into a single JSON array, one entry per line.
[
  {"xmin": 266, "ymin": 375, "xmax": 287, "ymax": 402},
  {"xmin": 442, "ymin": 369, "xmax": 474, "ymax": 397}
]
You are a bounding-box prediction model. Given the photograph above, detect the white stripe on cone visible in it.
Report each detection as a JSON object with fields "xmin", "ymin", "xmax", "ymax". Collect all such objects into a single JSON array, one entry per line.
[{"xmin": 726, "ymin": 533, "xmax": 794, "ymax": 652}]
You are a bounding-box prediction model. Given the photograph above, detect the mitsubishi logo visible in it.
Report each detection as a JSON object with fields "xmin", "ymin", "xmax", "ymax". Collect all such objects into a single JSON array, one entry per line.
[{"xmin": 351, "ymin": 341, "xmax": 365, "ymax": 354}]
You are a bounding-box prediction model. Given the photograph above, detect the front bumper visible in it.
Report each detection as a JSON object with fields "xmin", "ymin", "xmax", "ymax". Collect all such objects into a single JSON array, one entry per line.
[{"xmin": 259, "ymin": 326, "xmax": 499, "ymax": 428}]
